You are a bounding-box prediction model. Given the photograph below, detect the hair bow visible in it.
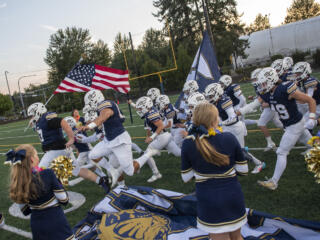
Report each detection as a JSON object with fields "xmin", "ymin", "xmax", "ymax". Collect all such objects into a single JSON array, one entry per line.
[
  {"xmin": 5, "ymin": 149, "xmax": 26, "ymax": 166},
  {"xmin": 188, "ymin": 124, "xmax": 223, "ymax": 139}
]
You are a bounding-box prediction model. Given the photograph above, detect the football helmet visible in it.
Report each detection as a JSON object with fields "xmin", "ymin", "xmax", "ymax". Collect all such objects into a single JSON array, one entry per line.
[
  {"xmin": 84, "ymin": 111, "xmax": 98, "ymax": 123},
  {"xmin": 183, "ymin": 80, "xmax": 199, "ymax": 95},
  {"xmin": 219, "ymin": 75, "xmax": 232, "ymax": 89},
  {"xmin": 251, "ymin": 68, "xmax": 262, "ymax": 81},
  {"xmin": 84, "ymin": 90, "xmax": 105, "ymax": 109},
  {"xmin": 64, "ymin": 116, "xmax": 77, "ymax": 129},
  {"xmin": 146, "ymin": 88, "xmax": 161, "ymax": 101},
  {"xmin": 271, "ymin": 59, "xmax": 284, "ymax": 76},
  {"xmin": 82, "ymin": 105, "xmax": 92, "ymax": 114},
  {"xmin": 204, "ymin": 83, "xmax": 224, "ymax": 103},
  {"xmin": 291, "ymin": 61, "xmax": 312, "ymax": 82},
  {"xmin": 135, "ymin": 96, "xmax": 153, "ymax": 117},
  {"xmin": 27, "ymin": 102, "xmax": 47, "ymax": 122},
  {"xmin": 186, "ymin": 92, "xmax": 207, "ymax": 116},
  {"xmin": 156, "ymin": 95, "xmax": 170, "ymax": 111},
  {"xmin": 282, "ymin": 57, "xmax": 294, "ymax": 71},
  {"xmin": 256, "ymin": 67, "xmax": 279, "ymax": 94}
]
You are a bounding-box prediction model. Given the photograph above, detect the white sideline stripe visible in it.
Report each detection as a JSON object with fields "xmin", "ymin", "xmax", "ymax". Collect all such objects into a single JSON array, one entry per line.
[{"xmin": 2, "ymin": 224, "xmax": 32, "ymax": 239}]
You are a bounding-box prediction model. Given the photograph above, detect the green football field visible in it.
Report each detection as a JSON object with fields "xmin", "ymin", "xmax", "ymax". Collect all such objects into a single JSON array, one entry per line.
[{"xmin": 1, "ymin": 79, "xmax": 320, "ymax": 239}]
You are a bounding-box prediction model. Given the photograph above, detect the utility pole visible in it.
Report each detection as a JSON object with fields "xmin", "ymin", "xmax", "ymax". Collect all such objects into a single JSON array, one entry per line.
[
  {"xmin": 18, "ymin": 74, "xmax": 37, "ymax": 118},
  {"xmin": 4, "ymin": 71, "xmax": 16, "ymax": 112}
]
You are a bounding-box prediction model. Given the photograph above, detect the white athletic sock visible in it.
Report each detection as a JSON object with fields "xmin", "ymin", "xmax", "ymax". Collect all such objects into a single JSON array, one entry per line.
[
  {"xmin": 136, "ymin": 154, "xmax": 150, "ymax": 169},
  {"xmin": 272, "ymin": 154, "xmax": 287, "ymax": 184},
  {"xmin": 247, "ymin": 152, "xmax": 262, "ymax": 165},
  {"xmin": 147, "ymin": 157, "xmax": 159, "ymax": 175},
  {"xmin": 132, "ymin": 142, "xmax": 143, "ymax": 154},
  {"xmin": 244, "ymin": 119, "xmax": 258, "ymax": 126},
  {"xmin": 95, "ymin": 176, "xmax": 101, "ymax": 184},
  {"xmin": 94, "ymin": 167, "xmax": 106, "ymax": 177},
  {"xmin": 266, "ymin": 136, "xmax": 273, "ymax": 145}
]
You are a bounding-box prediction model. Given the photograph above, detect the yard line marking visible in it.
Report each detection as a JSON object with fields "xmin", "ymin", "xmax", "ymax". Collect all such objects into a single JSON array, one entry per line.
[{"xmin": 2, "ymin": 224, "xmax": 32, "ymax": 239}]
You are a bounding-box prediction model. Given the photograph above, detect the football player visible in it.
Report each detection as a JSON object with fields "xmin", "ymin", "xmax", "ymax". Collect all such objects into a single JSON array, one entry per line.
[
  {"xmin": 177, "ymin": 80, "xmax": 199, "ymax": 122},
  {"xmin": 204, "ymin": 83, "xmax": 265, "ymax": 174},
  {"xmin": 147, "ymin": 88, "xmax": 161, "ymax": 109},
  {"xmin": 254, "ymin": 67, "xmax": 316, "ymax": 190}
]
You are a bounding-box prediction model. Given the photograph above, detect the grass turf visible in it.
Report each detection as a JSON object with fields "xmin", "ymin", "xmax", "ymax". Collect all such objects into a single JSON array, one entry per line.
[{"xmin": 1, "ymin": 78, "xmax": 320, "ymax": 239}]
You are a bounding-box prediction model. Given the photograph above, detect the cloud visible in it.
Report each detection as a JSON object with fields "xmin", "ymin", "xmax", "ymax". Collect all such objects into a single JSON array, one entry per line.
[
  {"xmin": 0, "ymin": 2, "xmax": 7, "ymax": 9},
  {"xmin": 40, "ymin": 24, "xmax": 58, "ymax": 32}
]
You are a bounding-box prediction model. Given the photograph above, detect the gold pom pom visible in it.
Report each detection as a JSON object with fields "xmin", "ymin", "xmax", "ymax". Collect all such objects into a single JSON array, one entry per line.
[
  {"xmin": 49, "ymin": 156, "xmax": 74, "ymax": 186},
  {"xmin": 305, "ymin": 138, "xmax": 320, "ymax": 184}
]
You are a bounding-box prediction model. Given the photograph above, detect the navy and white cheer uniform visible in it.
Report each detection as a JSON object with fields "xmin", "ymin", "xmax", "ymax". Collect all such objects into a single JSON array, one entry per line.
[
  {"xmin": 36, "ymin": 112, "xmax": 70, "ymax": 168},
  {"xmin": 88, "ymin": 100, "xmax": 134, "ymax": 176},
  {"xmin": 18, "ymin": 169, "xmax": 73, "ymax": 240},
  {"xmin": 163, "ymin": 103, "xmax": 185, "ymax": 147},
  {"xmin": 260, "ymin": 81, "xmax": 312, "ymax": 156},
  {"xmin": 181, "ymin": 132, "xmax": 247, "ymax": 233}
]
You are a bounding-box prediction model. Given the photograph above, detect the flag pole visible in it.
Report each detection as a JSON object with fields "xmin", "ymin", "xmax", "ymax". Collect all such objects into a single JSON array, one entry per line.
[
  {"xmin": 126, "ymin": 93, "xmax": 133, "ymax": 124},
  {"xmin": 45, "ymin": 94, "xmax": 55, "ymax": 106}
]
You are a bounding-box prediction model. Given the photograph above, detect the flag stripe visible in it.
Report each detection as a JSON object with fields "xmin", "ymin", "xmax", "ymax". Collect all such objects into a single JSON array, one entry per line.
[
  {"xmin": 93, "ymin": 75, "xmax": 130, "ymax": 85},
  {"xmin": 92, "ymin": 78, "xmax": 130, "ymax": 89},
  {"xmin": 95, "ymin": 64, "xmax": 128, "ymax": 76},
  {"xmin": 91, "ymin": 81, "xmax": 130, "ymax": 93}
]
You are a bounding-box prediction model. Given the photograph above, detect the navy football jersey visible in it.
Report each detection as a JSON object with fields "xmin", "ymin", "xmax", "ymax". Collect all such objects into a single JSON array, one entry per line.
[
  {"xmin": 225, "ymin": 84, "xmax": 241, "ymax": 107},
  {"xmin": 216, "ymin": 95, "xmax": 234, "ymax": 121},
  {"xmin": 73, "ymin": 127, "xmax": 90, "ymax": 153},
  {"xmin": 144, "ymin": 107, "xmax": 162, "ymax": 133},
  {"xmin": 260, "ymin": 82, "xmax": 302, "ymax": 127},
  {"xmin": 298, "ymin": 77, "xmax": 320, "ymax": 105},
  {"xmin": 36, "ymin": 112, "xmax": 66, "ymax": 151},
  {"xmin": 163, "ymin": 103, "xmax": 181, "ymax": 125},
  {"xmin": 97, "ymin": 100, "xmax": 125, "ymax": 141}
]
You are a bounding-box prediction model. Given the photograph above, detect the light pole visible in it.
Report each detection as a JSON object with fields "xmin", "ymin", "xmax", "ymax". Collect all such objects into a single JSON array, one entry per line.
[
  {"xmin": 18, "ymin": 74, "xmax": 37, "ymax": 117},
  {"xmin": 4, "ymin": 71, "xmax": 16, "ymax": 112}
]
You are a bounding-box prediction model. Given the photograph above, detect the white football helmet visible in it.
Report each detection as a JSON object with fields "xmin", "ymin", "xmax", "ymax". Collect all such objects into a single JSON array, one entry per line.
[
  {"xmin": 64, "ymin": 116, "xmax": 77, "ymax": 129},
  {"xmin": 135, "ymin": 96, "xmax": 153, "ymax": 117},
  {"xmin": 82, "ymin": 105, "xmax": 92, "ymax": 114},
  {"xmin": 84, "ymin": 111, "xmax": 98, "ymax": 123},
  {"xmin": 186, "ymin": 92, "xmax": 207, "ymax": 116},
  {"xmin": 291, "ymin": 62, "xmax": 312, "ymax": 82},
  {"xmin": 147, "ymin": 88, "xmax": 161, "ymax": 102},
  {"xmin": 156, "ymin": 95, "xmax": 170, "ymax": 111},
  {"xmin": 271, "ymin": 59, "xmax": 284, "ymax": 76},
  {"xmin": 204, "ymin": 83, "xmax": 224, "ymax": 103},
  {"xmin": 251, "ymin": 68, "xmax": 262, "ymax": 80},
  {"xmin": 183, "ymin": 80, "xmax": 199, "ymax": 95},
  {"xmin": 282, "ymin": 57, "xmax": 294, "ymax": 71},
  {"xmin": 219, "ymin": 75, "xmax": 232, "ymax": 89},
  {"xmin": 256, "ymin": 67, "xmax": 280, "ymax": 94},
  {"xmin": 27, "ymin": 102, "xmax": 47, "ymax": 122},
  {"xmin": 84, "ymin": 90, "xmax": 105, "ymax": 109}
]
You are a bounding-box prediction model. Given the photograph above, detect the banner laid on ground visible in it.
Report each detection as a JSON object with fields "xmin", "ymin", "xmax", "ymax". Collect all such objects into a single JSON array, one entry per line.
[
  {"xmin": 73, "ymin": 186, "xmax": 320, "ymax": 240},
  {"xmin": 175, "ymin": 30, "xmax": 221, "ymax": 109}
]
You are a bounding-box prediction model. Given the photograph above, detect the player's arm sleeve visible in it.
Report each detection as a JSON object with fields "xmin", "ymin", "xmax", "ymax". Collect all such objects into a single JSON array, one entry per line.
[
  {"xmin": 236, "ymin": 94, "xmax": 247, "ymax": 108},
  {"xmin": 221, "ymin": 107, "xmax": 238, "ymax": 126},
  {"xmin": 18, "ymin": 204, "xmax": 31, "ymax": 216},
  {"xmin": 238, "ymin": 98, "xmax": 261, "ymax": 116},
  {"xmin": 307, "ymin": 87, "xmax": 315, "ymax": 97},
  {"xmin": 76, "ymin": 133, "xmax": 99, "ymax": 143},
  {"xmin": 181, "ymin": 140, "xmax": 194, "ymax": 182},
  {"xmin": 49, "ymin": 169, "xmax": 69, "ymax": 205}
]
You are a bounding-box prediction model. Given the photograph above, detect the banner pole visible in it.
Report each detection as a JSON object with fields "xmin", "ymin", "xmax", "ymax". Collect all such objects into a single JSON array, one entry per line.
[
  {"xmin": 126, "ymin": 94, "xmax": 134, "ymax": 124},
  {"xmin": 45, "ymin": 94, "xmax": 55, "ymax": 106}
]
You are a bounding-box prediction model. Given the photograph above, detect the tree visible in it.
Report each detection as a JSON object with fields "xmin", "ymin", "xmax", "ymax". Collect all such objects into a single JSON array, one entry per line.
[
  {"xmin": 0, "ymin": 94, "xmax": 13, "ymax": 115},
  {"xmin": 284, "ymin": 0, "xmax": 320, "ymax": 24},
  {"xmin": 246, "ymin": 13, "xmax": 271, "ymax": 34},
  {"xmin": 86, "ymin": 39, "xmax": 112, "ymax": 66}
]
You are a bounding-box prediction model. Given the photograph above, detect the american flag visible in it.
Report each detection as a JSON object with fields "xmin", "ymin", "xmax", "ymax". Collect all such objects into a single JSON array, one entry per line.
[{"xmin": 53, "ymin": 63, "xmax": 130, "ymax": 94}]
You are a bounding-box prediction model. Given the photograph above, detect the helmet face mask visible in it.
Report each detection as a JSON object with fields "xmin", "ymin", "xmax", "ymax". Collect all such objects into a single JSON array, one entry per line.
[
  {"xmin": 186, "ymin": 92, "xmax": 206, "ymax": 117},
  {"xmin": 84, "ymin": 90, "xmax": 105, "ymax": 110},
  {"xmin": 136, "ymin": 96, "xmax": 153, "ymax": 117},
  {"xmin": 271, "ymin": 59, "xmax": 284, "ymax": 76},
  {"xmin": 282, "ymin": 57, "xmax": 293, "ymax": 72},
  {"xmin": 291, "ymin": 62, "xmax": 311, "ymax": 82},
  {"xmin": 27, "ymin": 102, "xmax": 47, "ymax": 122},
  {"xmin": 84, "ymin": 111, "xmax": 98, "ymax": 123},
  {"xmin": 183, "ymin": 80, "xmax": 199, "ymax": 96},
  {"xmin": 204, "ymin": 83, "xmax": 224, "ymax": 103},
  {"xmin": 219, "ymin": 75, "xmax": 232, "ymax": 89},
  {"xmin": 256, "ymin": 67, "xmax": 279, "ymax": 94},
  {"xmin": 156, "ymin": 95, "xmax": 170, "ymax": 111},
  {"xmin": 251, "ymin": 68, "xmax": 262, "ymax": 82}
]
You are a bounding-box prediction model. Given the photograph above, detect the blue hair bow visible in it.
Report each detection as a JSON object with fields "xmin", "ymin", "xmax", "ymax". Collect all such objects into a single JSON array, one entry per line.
[
  {"xmin": 5, "ymin": 149, "xmax": 26, "ymax": 166},
  {"xmin": 188, "ymin": 124, "xmax": 208, "ymax": 138}
]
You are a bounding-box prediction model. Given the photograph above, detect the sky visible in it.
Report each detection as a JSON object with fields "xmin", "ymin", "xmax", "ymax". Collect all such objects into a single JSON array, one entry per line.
[{"xmin": 0, "ymin": 0, "xmax": 317, "ymax": 94}]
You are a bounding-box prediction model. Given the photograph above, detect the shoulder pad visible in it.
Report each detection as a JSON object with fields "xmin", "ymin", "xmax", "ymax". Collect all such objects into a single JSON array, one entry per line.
[
  {"xmin": 98, "ymin": 100, "xmax": 112, "ymax": 111},
  {"xmin": 45, "ymin": 112, "xmax": 57, "ymax": 120}
]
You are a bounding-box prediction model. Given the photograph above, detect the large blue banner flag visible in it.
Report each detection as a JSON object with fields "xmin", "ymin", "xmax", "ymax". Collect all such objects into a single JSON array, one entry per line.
[
  {"xmin": 175, "ymin": 30, "xmax": 221, "ymax": 108},
  {"xmin": 73, "ymin": 186, "xmax": 320, "ymax": 240}
]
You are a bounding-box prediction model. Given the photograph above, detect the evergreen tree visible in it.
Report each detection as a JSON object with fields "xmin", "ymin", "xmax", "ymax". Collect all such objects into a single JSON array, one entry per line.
[
  {"xmin": 246, "ymin": 13, "xmax": 271, "ymax": 34},
  {"xmin": 284, "ymin": 0, "xmax": 320, "ymax": 24}
]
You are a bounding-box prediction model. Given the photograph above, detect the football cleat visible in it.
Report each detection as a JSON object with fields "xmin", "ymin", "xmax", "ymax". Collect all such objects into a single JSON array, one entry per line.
[
  {"xmin": 257, "ymin": 177, "xmax": 278, "ymax": 190},
  {"xmin": 264, "ymin": 142, "xmax": 277, "ymax": 152},
  {"xmin": 251, "ymin": 162, "xmax": 266, "ymax": 174},
  {"xmin": 98, "ymin": 176, "xmax": 111, "ymax": 194},
  {"xmin": 147, "ymin": 173, "xmax": 162, "ymax": 183}
]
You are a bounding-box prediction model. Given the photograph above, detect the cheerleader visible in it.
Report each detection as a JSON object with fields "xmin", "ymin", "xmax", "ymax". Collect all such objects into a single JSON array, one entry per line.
[
  {"xmin": 6, "ymin": 144, "xmax": 74, "ymax": 240},
  {"xmin": 181, "ymin": 103, "xmax": 247, "ymax": 240}
]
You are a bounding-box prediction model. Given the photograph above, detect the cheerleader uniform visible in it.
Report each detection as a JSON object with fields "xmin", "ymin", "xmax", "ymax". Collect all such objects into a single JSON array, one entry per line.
[
  {"xmin": 181, "ymin": 129, "xmax": 247, "ymax": 234},
  {"xmin": 18, "ymin": 169, "xmax": 74, "ymax": 240}
]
